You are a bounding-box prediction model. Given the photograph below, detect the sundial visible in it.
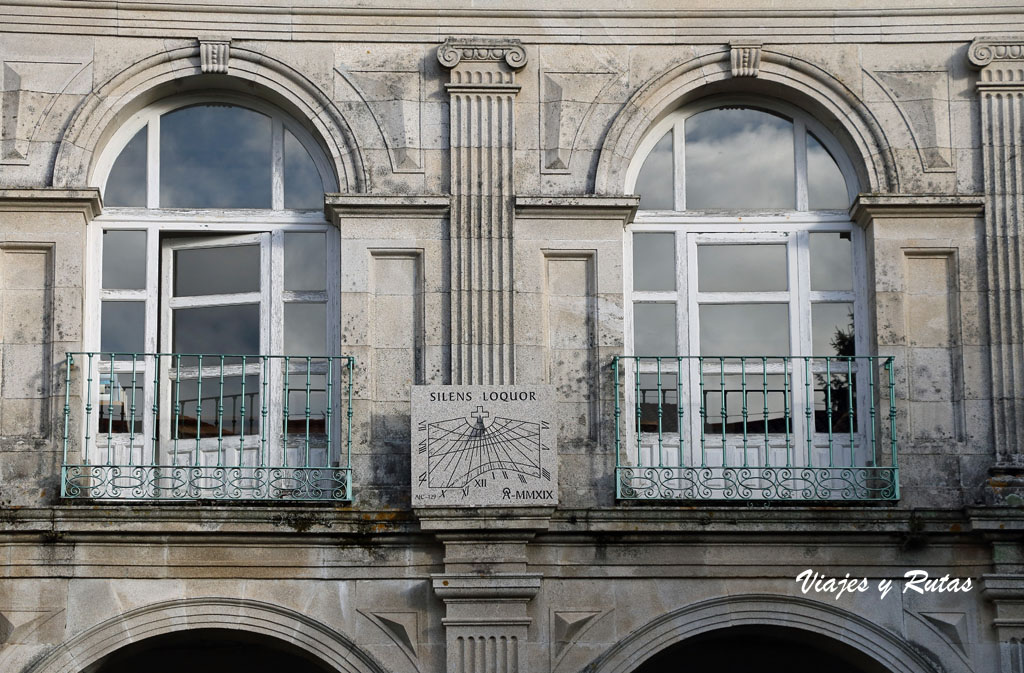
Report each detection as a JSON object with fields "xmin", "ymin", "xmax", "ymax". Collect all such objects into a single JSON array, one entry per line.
[{"xmin": 411, "ymin": 386, "xmax": 557, "ymax": 506}]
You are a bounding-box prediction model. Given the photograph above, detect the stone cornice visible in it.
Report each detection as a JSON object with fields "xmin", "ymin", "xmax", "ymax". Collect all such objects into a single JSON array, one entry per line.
[
  {"xmin": 850, "ymin": 193, "xmax": 985, "ymax": 227},
  {"xmin": 969, "ymin": 36, "xmax": 1024, "ymax": 87},
  {"xmin": 325, "ymin": 194, "xmax": 450, "ymax": 219},
  {"xmin": 514, "ymin": 195, "xmax": 640, "ymax": 223},
  {"xmin": 0, "ymin": 187, "xmax": 102, "ymax": 217}
]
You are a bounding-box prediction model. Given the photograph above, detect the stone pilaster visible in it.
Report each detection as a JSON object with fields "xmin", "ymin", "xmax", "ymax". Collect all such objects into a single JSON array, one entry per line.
[
  {"xmin": 420, "ymin": 508, "xmax": 549, "ymax": 673},
  {"xmin": 438, "ymin": 38, "xmax": 526, "ymax": 385},
  {"xmin": 969, "ymin": 38, "xmax": 1024, "ymax": 466}
]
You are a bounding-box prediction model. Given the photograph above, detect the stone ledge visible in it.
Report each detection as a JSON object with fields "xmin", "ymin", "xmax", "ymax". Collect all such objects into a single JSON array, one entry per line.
[
  {"xmin": 0, "ymin": 188, "xmax": 102, "ymax": 217},
  {"xmin": 850, "ymin": 193, "xmax": 985, "ymax": 225},
  {"xmin": 325, "ymin": 194, "xmax": 450, "ymax": 218},
  {"xmin": 515, "ymin": 195, "xmax": 639, "ymax": 222}
]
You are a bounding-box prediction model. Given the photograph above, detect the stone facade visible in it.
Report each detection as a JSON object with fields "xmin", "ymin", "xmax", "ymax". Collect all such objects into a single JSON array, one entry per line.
[{"xmin": 1, "ymin": 2, "xmax": 1024, "ymax": 672}]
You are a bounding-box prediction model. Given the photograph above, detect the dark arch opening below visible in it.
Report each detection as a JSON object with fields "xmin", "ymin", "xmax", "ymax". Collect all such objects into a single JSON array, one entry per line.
[
  {"xmin": 631, "ymin": 625, "xmax": 893, "ymax": 673},
  {"xmin": 85, "ymin": 627, "xmax": 336, "ymax": 673}
]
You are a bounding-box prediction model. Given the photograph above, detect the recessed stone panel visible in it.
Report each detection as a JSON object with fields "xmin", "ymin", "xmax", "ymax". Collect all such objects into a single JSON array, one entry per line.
[{"xmin": 412, "ymin": 385, "xmax": 556, "ymax": 507}]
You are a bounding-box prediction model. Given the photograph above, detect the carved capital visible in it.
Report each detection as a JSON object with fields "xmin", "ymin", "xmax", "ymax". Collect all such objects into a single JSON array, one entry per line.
[
  {"xmin": 730, "ymin": 41, "xmax": 762, "ymax": 78},
  {"xmin": 199, "ymin": 39, "xmax": 230, "ymax": 74},
  {"xmin": 437, "ymin": 38, "xmax": 527, "ymax": 71},
  {"xmin": 969, "ymin": 37, "xmax": 1024, "ymax": 87}
]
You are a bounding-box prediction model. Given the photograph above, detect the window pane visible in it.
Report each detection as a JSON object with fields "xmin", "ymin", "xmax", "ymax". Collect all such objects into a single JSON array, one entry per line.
[
  {"xmin": 703, "ymin": 374, "xmax": 789, "ymax": 434},
  {"xmin": 284, "ymin": 233, "xmax": 326, "ymax": 291},
  {"xmin": 637, "ymin": 372, "xmax": 679, "ymax": 434},
  {"xmin": 102, "ymin": 231, "xmax": 146, "ymax": 289},
  {"xmin": 812, "ymin": 302, "xmax": 855, "ymax": 357},
  {"xmin": 160, "ymin": 105, "xmax": 272, "ymax": 208},
  {"xmin": 174, "ymin": 374, "xmax": 260, "ymax": 438},
  {"xmin": 284, "ymin": 130, "xmax": 325, "ymax": 210},
  {"xmin": 699, "ymin": 304, "xmax": 789, "ymax": 357},
  {"xmin": 814, "ymin": 370, "xmax": 857, "ymax": 434},
  {"xmin": 174, "ymin": 244, "xmax": 260, "ymax": 296},
  {"xmin": 635, "ymin": 130, "xmax": 673, "ymax": 210},
  {"xmin": 809, "ymin": 232, "xmax": 853, "ymax": 291},
  {"xmin": 284, "ymin": 303, "xmax": 326, "ymax": 355},
  {"xmin": 633, "ymin": 233, "xmax": 675, "ymax": 291},
  {"xmin": 105, "ymin": 127, "xmax": 147, "ymax": 207},
  {"xmin": 808, "ymin": 132, "xmax": 850, "ymax": 210},
  {"xmin": 633, "ymin": 303, "xmax": 676, "ymax": 356},
  {"xmin": 101, "ymin": 301, "xmax": 145, "ymax": 353},
  {"xmin": 286, "ymin": 373, "xmax": 327, "ymax": 435},
  {"xmin": 173, "ymin": 304, "xmax": 260, "ymax": 354},
  {"xmin": 697, "ymin": 244, "xmax": 787, "ymax": 292},
  {"xmin": 98, "ymin": 372, "xmax": 144, "ymax": 434},
  {"xmin": 685, "ymin": 109, "xmax": 794, "ymax": 210}
]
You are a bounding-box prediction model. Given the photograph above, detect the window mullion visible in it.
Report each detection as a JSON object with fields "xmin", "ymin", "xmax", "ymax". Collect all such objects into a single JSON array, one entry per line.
[
  {"xmin": 793, "ymin": 231, "xmax": 812, "ymax": 355},
  {"xmin": 147, "ymin": 118, "xmax": 159, "ymax": 209},
  {"xmin": 794, "ymin": 118, "xmax": 808, "ymax": 212},
  {"xmin": 272, "ymin": 118, "xmax": 285, "ymax": 210},
  {"xmin": 674, "ymin": 119, "xmax": 686, "ymax": 212}
]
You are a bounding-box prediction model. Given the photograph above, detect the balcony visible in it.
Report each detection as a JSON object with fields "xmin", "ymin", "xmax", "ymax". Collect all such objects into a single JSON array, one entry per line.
[
  {"xmin": 613, "ymin": 355, "xmax": 898, "ymax": 501},
  {"xmin": 61, "ymin": 352, "xmax": 354, "ymax": 501}
]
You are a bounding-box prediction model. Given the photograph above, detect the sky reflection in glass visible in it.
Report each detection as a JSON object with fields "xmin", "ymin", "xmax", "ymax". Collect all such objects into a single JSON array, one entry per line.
[
  {"xmin": 160, "ymin": 105, "xmax": 272, "ymax": 208},
  {"xmin": 633, "ymin": 303, "xmax": 676, "ymax": 356},
  {"xmin": 635, "ymin": 130, "xmax": 673, "ymax": 210},
  {"xmin": 105, "ymin": 127, "xmax": 147, "ymax": 207},
  {"xmin": 699, "ymin": 304, "xmax": 789, "ymax": 357},
  {"xmin": 174, "ymin": 245, "xmax": 260, "ymax": 297},
  {"xmin": 284, "ymin": 233, "xmax": 326, "ymax": 291},
  {"xmin": 633, "ymin": 233, "xmax": 675, "ymax": 291},
  {"xmin": 101, "ymin": 301, "xmax": 145, "ymax": 353},
  {"xmin": 102, "ymin": 231, "xmax": 146, "ymax": 289},
  {"xmin": 812, "ymin": 302, "xmax": 854, "ymax": 356},
  {"xmin": 807, "ymin": 133, "xmax": 850, "ymax": 209},
  {"xmin": 697, "ymin": 244, "xmax": 787, "ymax": 292},
  {"xmin": 173, "ymin": 304, "xmax": 260, "ymax": 354},
  {"xmin": 284, "ymin": 130, "xmax": 324, "ymax": 210},
  {"xmin": 685, "ymin": 108, "xmax": 794, "ymax": 210},
  {"xmin": 809, "ymin": 232, "xmax": 853, "ymax": 291}
]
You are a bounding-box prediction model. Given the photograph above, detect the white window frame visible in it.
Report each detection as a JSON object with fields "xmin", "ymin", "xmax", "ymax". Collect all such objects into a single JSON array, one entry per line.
[
  {"xmin": 622, "ymin": 99, "xmax": 870, "ymax": 473},
  {"xmin": 83, "ymin": 94, "xmax": 340, "ymax": 468}
]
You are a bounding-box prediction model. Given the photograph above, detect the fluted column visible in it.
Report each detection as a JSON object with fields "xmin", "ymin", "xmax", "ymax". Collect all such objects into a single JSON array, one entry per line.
[
  {"xmin": 969, "ymin": 38, "xmax": 1024, "ymax": 465},
  {"xmin": 438, "ymin": 38, "xmax": 526, "ymax": 385}
]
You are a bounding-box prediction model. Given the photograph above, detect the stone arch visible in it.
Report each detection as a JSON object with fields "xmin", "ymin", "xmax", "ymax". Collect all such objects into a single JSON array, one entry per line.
[
  {"xmin": 581, "ymin": 594, "xmax": 960, "ymax": 673},
  {"xmin": 594, "ymin": 47, "xmax": 898, "ymax": 196},
  {"xmin": 22, "ymin": 597, "xmax": 388, "ymax": 673},
  {"xmin": 52, "ymin": 43, "xmax": 366, "ymax": 193}
]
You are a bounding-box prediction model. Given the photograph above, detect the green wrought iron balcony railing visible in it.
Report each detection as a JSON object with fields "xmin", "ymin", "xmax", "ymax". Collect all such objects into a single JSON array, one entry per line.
[
  {"xmin": 62, "ymin": 352, "xmax": 354, "ymax": 501},
  {"xmin": 613, "ymin": 355, "xmax": 898, "ymax": 501}
]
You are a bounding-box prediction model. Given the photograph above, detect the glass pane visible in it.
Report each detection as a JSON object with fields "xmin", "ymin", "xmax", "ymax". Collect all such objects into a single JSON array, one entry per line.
[
  {"xmin": 637, "ymin": 372, "xmax": 679, "ymax": 435},
  {"xmin": 105, "ymin": 127, "xmax": 147, "ymax": 207},
  {"xmin": 697, "ymin": 244, "xmax": 787, "ymax": 292},
  {"xmin": 173, "ymin": 304, "xmax": 260, "ymax": 354},
  {"xmin": 809, "ymin": 232, "xmax": 853, "ymax": 291},
  {"xmin": 284, "ymin": 233, "xmax": 326, "ymax": 291},
  {"xmin": 702, "ymin": 373, "xmax": 788, "ymax": 434},
  {"xmin": 174, "ymin": 374, "xmax": 260, "ymax": 438},
  {"xmin": 633, "ymin": 233, "xmax": 675, "ymax": 291},
  {"xmin": 685, "ymin": 108, "xmax": 795, "ymax": 210},
  {"xmin": 284, "ymin": 303, "xmax": 326, "ymax": 355},
  {"xmin": 286, "ymin": 373, "xmax": 327, "ymax": 435},
  {"xmin": 102, "ymin": 231, "xmax": 146, "ymax": 289},
  {"xmin": 284, "ymin": 130, "xmax": 325, "ymax": 210},
  {"xmin": 635, "ymin": 130, "xmax": 673, "ymax": 210},
  {"xmin": 101, "ymin": 301, "xmax": 145, "ymax": 353},
  {"xmin": 699, "ymin": 303, "xmax": 789, "ymax": 357},
  {"xmin": 633, "ymin": 303, "xmax": 676, "ymax": 356},
  {"xmin": 808, "ymin": 132, "xmax": 850, "ymax": 210},
  {"xmin": 174, "ymin": 244, "xmax": 260, "ymax": 296},
  {"xmin": 814, "ymin": 371, "xmax": 857, "ymax": 434},
  {"xmin": 812, "ymin": 302, "xmax": 855, "ymax": 357},
  {"xmin": 160, "ymin": 105, "xmax": 272, "ymax": 208},
  {"xmin": 98, "ymin": 372, "xmax": 145, "ymax": 434}
]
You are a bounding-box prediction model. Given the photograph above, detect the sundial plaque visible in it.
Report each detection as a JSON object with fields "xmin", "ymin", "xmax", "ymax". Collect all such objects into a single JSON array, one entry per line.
[{"xmin": 412, "ymin": 385, "xmax": 557, "ymax": 507}]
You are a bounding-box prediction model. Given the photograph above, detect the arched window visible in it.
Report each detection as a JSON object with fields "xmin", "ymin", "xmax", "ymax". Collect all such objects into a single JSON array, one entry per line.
[
  {"xmin": 619, "ymin": 98, "xmax": 893, "ymax": 501},
  {"xmin": 75, "ymin": 94, "xmax": 348, "ymax": 501}
]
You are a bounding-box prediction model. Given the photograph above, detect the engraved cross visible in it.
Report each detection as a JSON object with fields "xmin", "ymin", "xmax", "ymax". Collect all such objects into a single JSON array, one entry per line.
[{"xmin": 471, "ymin": 406, "xmax": 489, "ymax": 420}]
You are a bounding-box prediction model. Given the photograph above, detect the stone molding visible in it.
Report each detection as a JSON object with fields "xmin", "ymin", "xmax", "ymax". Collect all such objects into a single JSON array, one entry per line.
[
  {"xmin": 325, "ymin": 194, "xmax": 450, "ymax": 219},
  {"xmin": 594, "ymin": 47, "xmax": 897, "ymax": 195},
  {"xmin": 849, "ymin": 193, "xmax": 984, "ymax": 227},
  {"xmin": 582, "ymin": 594, "xmax": 949, "ymax": 673},
  {"xmin": 0, "ymin": 187, "xmax": 102, "ymax": 218},
  {"xmin": 52, "ymin": 44, "xmax": 366, "ymax": 193},
  {"xmin": 199, "ymin": 38, "xmax": 230, "ymax": 73},
  {"xmin": 730, "ymin": 41, "xmax": 762, "ymax": 77},
  {"xmin": 969, "ymin": 37, "xmax": 1024, "ymax": 86},
  {"xmin": 22, "ymin": 597, "xmax": 388, "ymax": 673},
  {"xmin": 514, "ymin": 195, "xmax": 639, "ymax": 223},
  {"xmin": 437, "ymin": 38, "xmax": 527, "ymax": 71}
]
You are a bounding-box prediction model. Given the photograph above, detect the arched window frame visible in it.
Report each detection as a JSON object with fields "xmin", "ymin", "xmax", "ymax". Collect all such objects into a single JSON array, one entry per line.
[{"xmin": 80, "ymin": 94, "xmax": 344, "ymax": 483}]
